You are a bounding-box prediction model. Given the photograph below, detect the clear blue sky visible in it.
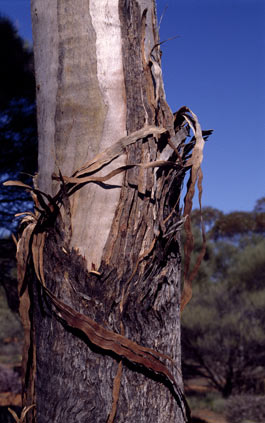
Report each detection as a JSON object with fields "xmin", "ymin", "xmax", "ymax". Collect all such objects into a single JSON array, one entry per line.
[
  {"xmin": 0, "ymin": 0, "xmax": 264, "ymax": 213},
  {"xmin": 157, "ymin": 0, "xmax": 265, "ymax": 212}
]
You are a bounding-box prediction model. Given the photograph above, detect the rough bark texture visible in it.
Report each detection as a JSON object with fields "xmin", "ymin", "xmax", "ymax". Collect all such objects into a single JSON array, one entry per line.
[{"xmin": 25, "ymin": 0, "xmax": 189, "ymax": 422}]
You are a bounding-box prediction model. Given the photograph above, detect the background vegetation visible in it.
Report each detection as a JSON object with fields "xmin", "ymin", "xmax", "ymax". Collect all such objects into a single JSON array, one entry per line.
[
  {"xmin": 0, "ymin": 15, "xmax": 37, "ymax": 236},
  {"xmin": 182, "ymin": 203, "xmax": 265, "ymax": 421}
]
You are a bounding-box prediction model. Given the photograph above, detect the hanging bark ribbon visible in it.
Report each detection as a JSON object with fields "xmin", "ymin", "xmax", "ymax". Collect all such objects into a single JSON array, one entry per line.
[
  {"xmin": 4, "ymin": 113, "xmax": 211, "ymax": 421},
  {"xmin": 179, "ymin": 108, "xmax": 208, "ymax": 311}
]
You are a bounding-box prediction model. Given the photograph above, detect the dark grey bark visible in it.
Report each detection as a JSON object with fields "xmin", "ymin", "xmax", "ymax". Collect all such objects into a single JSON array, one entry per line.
[{"xmin": 22, "ymin": 0, "xmax": 190, "ymax": 422}]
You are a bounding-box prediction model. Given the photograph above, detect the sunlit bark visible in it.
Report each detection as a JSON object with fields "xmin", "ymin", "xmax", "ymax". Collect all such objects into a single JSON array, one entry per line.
[{"xmin": 25, "ymin": 1, "xmax": 188, "ymax": 421}]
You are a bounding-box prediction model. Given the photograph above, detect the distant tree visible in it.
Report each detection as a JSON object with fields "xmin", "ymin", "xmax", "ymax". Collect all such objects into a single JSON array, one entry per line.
[
  {"xmin": 210, "ymin": 208, "xmax": 265, "ymax": 240},
  {"xmin": 182, "ymin": 205, "xmax": 265, "ymax": 397},
  {"xmin": 182, "ymin": 279, "xmax": 265, "ymax": 397},
  {"xmin": 0, "ymin": 16, "xmax": 37, "ymax": 234},
  {"xmin": 254, "ymin": 197, "xmax": 265, "ymax": 213},
  {"xmin": 226, "ymin": 237, "xmax": 265, "ymax": 292},
  {"xmin": 191, "ymin": 206, "xmax": 223, "ymax": 231},
  {"xmin": 0, "ymin": 16, "xmax": 35, "ymax": 108}
]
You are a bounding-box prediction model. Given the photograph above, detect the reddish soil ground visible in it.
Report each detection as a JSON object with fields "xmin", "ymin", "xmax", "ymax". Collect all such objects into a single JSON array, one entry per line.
[{"xmin": 191, "ymin": 408, "xmax": 228, "ymax": 423}]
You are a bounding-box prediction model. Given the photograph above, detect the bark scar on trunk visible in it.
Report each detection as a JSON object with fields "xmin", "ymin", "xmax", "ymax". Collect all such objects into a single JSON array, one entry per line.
[{"xmin": 4, "ymin": 108, "xmax": 211, "ymax": 422}]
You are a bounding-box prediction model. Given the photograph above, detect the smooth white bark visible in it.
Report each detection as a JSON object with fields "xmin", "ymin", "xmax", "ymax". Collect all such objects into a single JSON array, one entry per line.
[
  {"xmin": 71, "ymin": 0, "xmax": 126, "ymax": 268},
  {"xmin": 32, "ymin": 0, "xmax": 127, "ymax": 269}
]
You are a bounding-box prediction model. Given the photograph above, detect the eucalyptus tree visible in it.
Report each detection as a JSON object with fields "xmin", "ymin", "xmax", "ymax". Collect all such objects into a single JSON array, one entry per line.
[{"xmin": 10, "ymin": 1, "xmax": 206, "ymax": 421}]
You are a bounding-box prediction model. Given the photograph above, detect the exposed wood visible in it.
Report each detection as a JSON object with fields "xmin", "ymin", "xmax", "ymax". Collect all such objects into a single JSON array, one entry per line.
[{"xmin": 32, "ymin": 0, "xmax": 126, "ymax": 269}]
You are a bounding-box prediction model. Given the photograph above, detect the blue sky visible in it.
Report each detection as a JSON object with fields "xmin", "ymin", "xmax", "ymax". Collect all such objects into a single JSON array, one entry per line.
[
  {"xmin": 0, "ymin": 0, "xmax": 264, "ymax": 213},
  {"xmin": 157, "ymin": 0, "xmax": 265, "ymax": 212}
]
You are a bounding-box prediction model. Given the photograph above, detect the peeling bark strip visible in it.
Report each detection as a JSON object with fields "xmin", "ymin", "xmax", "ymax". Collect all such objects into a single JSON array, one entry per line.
[
  {"xmin": 5, "ymin": 108, "xmax": 211, "ymax": 422},
  {"xmin": 8, "ymin": 405, "xmax": 36, "ymax": 423},
  {"xmin": 180, "ymin": 108, "xmax": 208, "ymax": 311},
  {"xmin": 44, "ymin": 287, "xmax": 185, "ymax": 403}
]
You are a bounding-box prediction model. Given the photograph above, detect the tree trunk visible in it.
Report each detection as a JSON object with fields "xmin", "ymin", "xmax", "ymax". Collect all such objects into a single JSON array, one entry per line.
[{"xmin": 21, "ymin": 0, "xmax": 192, "ymax": 421}]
